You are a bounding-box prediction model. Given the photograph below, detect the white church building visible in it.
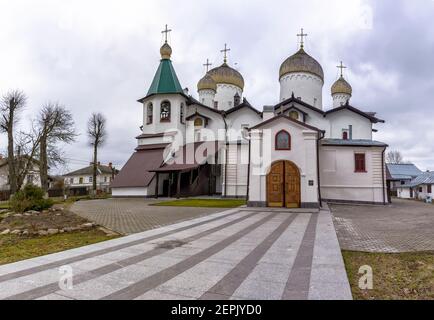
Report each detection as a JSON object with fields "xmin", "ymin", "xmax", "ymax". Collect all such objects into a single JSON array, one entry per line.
[{"xmin": 111, "ymin": 28, "xmax": 388, "ymax": 207}]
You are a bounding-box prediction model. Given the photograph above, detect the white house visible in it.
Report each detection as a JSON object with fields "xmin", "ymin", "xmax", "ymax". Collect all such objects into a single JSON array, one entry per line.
[
  {"xmin": 386, "ymin": 163, "xmax": 422, "ymax": 196},
  {"xmin": 0, "ymin": 156, "xmax": 42, "ymax": 191},
  {"xmin": 111, "ymin": 28, "xmax": 388, "ymax": 207},
  {"xmin": 397, "ymin": 171, "xmax": 434, "ymax": 200},
  {"xmin": 64, "ymin": 163, "xmax": 118, "ymax": 195}
]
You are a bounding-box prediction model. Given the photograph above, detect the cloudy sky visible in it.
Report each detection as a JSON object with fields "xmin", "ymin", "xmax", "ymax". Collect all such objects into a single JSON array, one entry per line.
[{"xmin": 1, "ymin": 0, "xmax": 433, "ymax": 173}]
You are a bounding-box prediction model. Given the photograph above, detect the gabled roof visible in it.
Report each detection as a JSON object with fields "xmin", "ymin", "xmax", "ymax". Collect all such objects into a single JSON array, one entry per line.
[
  {"xmin": 321, "ymin": 139, "xmax": 388, "ymax": 147},
  {"xmin": 249, "ymin": 114, "xmax": 324, "ymax": 133},
  {"xmin": 64, "ymin": 164, "xmax": 118, "ymax": 177},
  {"xmin": 324, "ymin": 102, "xmax": 385, "ymax": 123},
  {"xmin": 0, "ymin": 156, "xmax": 40, "ymax": 168},
  {"xmin": 225, "ymin": 98, "xmax": 262, "ymax": 116},
  {"xmin": 185, "ymin": 111, "xmax": 212, "ymax": 121},
  {"xmin": 273, "ymin": 94, "xmax": 326, "ymax": 115},
  {"xmin": 401, "ymin": 171, "xmax": 434, "ymax": 188},
  {"xmin": 185, "ymin": 96, "xmax": 224, "ymax": 115},
  {"xmin": 386, "ymin": 163, "xmax": 422, "ymax": 180},
  {"xmin": 279, "ymin": 104, "xmax": 308, "ymax": 116}
]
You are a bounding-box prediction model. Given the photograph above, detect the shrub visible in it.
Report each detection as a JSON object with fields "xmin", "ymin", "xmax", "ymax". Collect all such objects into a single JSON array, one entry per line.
[{"xmin": 9, "ymin": 185, "xmax": 54, "ymax": 213}]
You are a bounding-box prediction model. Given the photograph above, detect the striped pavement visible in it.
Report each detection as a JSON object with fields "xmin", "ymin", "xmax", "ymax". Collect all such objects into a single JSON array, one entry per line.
[{"xmin": 0, "ymin": 207, "xmax": 352, "ymax": 300}]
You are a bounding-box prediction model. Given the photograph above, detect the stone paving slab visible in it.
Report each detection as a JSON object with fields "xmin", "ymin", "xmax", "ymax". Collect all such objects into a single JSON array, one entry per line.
[
  {"xmin": 71, "ymin": 198, "xmax": 224, "ymax": 234},
  {"xmin": 330, "ymin": 198, "xmax": 434, "ymax": 252},
  {"xmin": 0, "ymin": 207, "xmax": 352, "ymax": 300}
]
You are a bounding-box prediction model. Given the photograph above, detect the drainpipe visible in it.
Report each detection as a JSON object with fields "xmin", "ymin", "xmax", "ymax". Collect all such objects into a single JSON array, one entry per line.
[
  {"xmin": 381, "ymin": 147, "xmax": 386, "ymax": 205},
  {"xmin": 223, "ymin": 113, "xmax": 228, "ymax": 198},
  {"xmin": 316, "ymin": 131, "xmax": 325, "ymax": 208},
  {"xmin": 246, "ymin": 136, "xmax": 251, "ymax": 203}
]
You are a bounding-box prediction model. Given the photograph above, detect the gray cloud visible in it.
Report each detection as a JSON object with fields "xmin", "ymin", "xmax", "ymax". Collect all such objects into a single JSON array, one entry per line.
[{"xmin": 1, "ymin": 0, "xmax": 433, "ymax": 173}]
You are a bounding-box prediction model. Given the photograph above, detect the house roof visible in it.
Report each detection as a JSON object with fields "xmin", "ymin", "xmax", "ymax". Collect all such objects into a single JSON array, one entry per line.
[
  {"xmin": 401, "ymin": 171, "xmax": 434, "ymax": 188},
  {"xmin": 324, "ymin": 103, "xmax": 385, "ymax": 123},
  {"xmin": 321, "ymin": 139, "xmax": 388, "ymax": 147},
  {"xmin": 386, "ymin": 163, "xmax": 422, "ymax": 180},
  {"xmin": 110, "ymin": 147, "xmax": 167, "ymax": 188},
  {"xmin": 225, "ymin": 98, "xmax": 262, "ymax": 116},
  {"xmin": 185, "ymin": 111, "xmax": 212, "ymax": 121},
  {"xmin": 135, "ymin": 131, "xmax": 178, "ymax": 140},
  {"xmin": 63, "ymin": 164, "xmax": 117, "ymax": 177},
  {"xmin": 0, "ymin": 156, "xmax": 41, "ymax": 168},
  {"xmin": 249, "ymin": 114, "xmax": 324, "ymax": 133}
]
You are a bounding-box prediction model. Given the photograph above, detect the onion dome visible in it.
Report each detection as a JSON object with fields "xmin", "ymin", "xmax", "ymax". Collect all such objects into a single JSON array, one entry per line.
[
  {"xmin": 207, "ymin": 63, "xmax": 244, "ymax": 90},
  {"xmin": 197, "ymin": 73, "xmax": 217, "ymax": 92},
  {"xmin": 279, "ymin": 48, "xmax": 324, "ymax": 81},
  {"xmin": 331, "ymin": 76, "xmax": 352, "ymax": 95},
  {"xmin": 160, "ymin": 42, "xmax": 172, "ymax": 60}
]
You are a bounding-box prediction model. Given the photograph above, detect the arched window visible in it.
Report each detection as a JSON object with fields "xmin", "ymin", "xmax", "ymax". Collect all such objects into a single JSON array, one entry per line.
[
  {"xmin": 275, "ymin": 130, "xmax": 291, "ymax": 150},
  {"xmin": 146, "ymin": 103, "xmax": 153, "ymax": 124},
  {"xmin": 289, "ymin": 111, "xmax": 299, "ymax": 120},
  {"xmin": 194, "ymin": 117, "xmax": 204, "ymax": 127},
  {"xmin": 160, "ymin": 101, "xmax": 171, "ymax": 122}
]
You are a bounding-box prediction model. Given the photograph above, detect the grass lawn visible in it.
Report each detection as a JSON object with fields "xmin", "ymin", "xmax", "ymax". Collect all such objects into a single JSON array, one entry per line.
[
  {"xmin": 0, "ymin": 202, "xmax": 9, "ymax": 210},
  {"xmin": 343, "ymin": 250, "xmax": 434, "ymax": 300},
  {"xmin": 0, "ymin": 230, "xmax": 119, "ymax": 265},
  {"xmin": 152, "ymin": 198, "xmax": 246, "ymax": 208}
]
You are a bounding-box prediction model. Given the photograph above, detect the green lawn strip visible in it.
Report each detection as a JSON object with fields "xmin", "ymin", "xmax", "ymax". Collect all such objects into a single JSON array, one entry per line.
[
  {"xmin": 0, "ymin": 230, "xmax": 119, "ymax": 265},
  {"xmin": 151, "ymin": 199, "xmax": 246, "ymax": 208},
  {"xmin": 342, "ymin": 250, "xmax": 434, "ymax": 300}
]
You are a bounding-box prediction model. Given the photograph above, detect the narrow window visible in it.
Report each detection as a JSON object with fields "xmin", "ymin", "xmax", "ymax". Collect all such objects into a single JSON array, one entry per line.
[
  {"xmin": 194, "ymin": 118, "xmax": 203, "ymax": 127},
  {"xmin": 342, "ymin": 131, "xmax": 348, "ymax": 140},
  {"xmin": 354, "ymin": 153, "xmax": 366, "ymax": 172},
  {"xmin": 89, "ymin": 176, "xmax": 93, "ymax": 183},
  {"xmin": 275, "ymin": 130, "xmax": 291, "ymax": 150},
  {"xmin": 427, "ymin": 184, "xmax": 432, "ymax": 193},
  {"xmin": 70, "ymin": 178, "xmax": 73, "ymax": 184},
  {"xmin": 214, "ymin": 101, "xmax": 218, "ymax": 109},
  {"xmin": 180, "ymin": 103, "xmax": 185, "ymax": 124},
  {"xmin": 419, "ymin": 187, "xmax": 423, "ymax": 193},
  {"xmin": 79, "ymin": 177, "xmax": 83, "ymax": 184},
  {"xmin": 147, "ymin": 103, "xmax": 153, "ymax": 124},
  {"xmin": 160, "ymin": 101, "xmax": 171, "ymax": 122}
]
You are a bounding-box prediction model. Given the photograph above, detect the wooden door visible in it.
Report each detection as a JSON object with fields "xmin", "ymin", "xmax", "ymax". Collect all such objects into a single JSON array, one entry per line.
[
  {"xmin": 284, "ymin": 161, "xmax": 301, "ymax": 208},
  {"xmin": 267, "ymin": 161, "xmax": 301, "ymax": 208},
  {"xmin": 267, "ymin": 161, "xmax": 284, "ymax": 207}
]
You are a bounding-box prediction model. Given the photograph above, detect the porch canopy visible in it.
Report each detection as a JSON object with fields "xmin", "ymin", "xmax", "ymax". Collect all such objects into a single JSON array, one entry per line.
[{"xmin": 149, "ymin": 141, "xmax": 223, "ymax": 198}]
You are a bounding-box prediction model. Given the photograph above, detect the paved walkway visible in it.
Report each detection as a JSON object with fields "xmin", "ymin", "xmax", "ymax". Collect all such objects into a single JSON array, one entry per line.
[
  {"xmin": 331, "ymin": 198, "xmax": 434, "ymax": 253},
  {"xmin": 71, "ymin": 199, "xmax": 222, "ymax": 234},
  {"xmin": 0, "ymin": 207, "xmax": 351, "ymax": 300}
]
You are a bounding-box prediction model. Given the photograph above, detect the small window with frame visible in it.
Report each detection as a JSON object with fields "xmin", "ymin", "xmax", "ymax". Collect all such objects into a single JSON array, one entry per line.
[
  {"xmin": 275, "ymin": 130, "xmax": 291, "ymax": 150},
  {"xmin": 146, "ymin": 103, "xmax": 153, "ymax": 124},
  {"xmin": 160, "ymin": 101, "xmax": 171, "ymax": 122},
  {"xmin": 354, "ymin": 153, "xmax": 366, "ymax": 172}
]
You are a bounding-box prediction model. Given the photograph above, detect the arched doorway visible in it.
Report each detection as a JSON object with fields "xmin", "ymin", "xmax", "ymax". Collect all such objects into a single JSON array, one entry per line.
[{"xmin": 266, "ymin": 160, "xmax": 301, "ymax": 208}]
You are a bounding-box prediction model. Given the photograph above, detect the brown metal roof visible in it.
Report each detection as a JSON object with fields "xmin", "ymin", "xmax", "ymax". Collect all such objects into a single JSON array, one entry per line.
[
  {"xmin": 111, "ymin": 147, "xmax": 166, "ymax": 188},
  {"xmin": 150, "ymin": 163, "xmax": 200, "ymax": 172},
  {"xmin": 135, "ymin": 143, "xmax": 170, "ymax": 151},
  {"xmin": 135, "ymin": 131, "xmax": 177, "ymax": 139}
]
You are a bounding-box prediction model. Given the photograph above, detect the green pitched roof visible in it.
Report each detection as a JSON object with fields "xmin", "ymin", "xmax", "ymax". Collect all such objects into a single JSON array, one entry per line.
[{"xmin": 146, "ymin": 59, "xmax": 183, "ymax": 97}]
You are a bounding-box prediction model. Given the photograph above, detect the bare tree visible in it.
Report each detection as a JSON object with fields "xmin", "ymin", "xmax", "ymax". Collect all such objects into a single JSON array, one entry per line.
[
  {"xmin": 37, "ymin": 103, "xmax": 76, "ymax": 192},
  {"xmin": 386, "ymin": 150, "xmax": 404, "ymax": 164},
  {"xmin": 87, "ymin": 113, "xmax": 106, "ymax": 195},
  {"xmin": 0, "ymin": 90, "xmax": 27, "ymax": 194}
]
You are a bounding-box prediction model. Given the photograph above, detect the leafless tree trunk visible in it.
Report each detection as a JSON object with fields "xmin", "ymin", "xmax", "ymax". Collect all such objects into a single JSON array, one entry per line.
[
  {"xmin": 0, "ymin": 90, "xmax": 27, "ymax": 195},
  {"xmin": 386, "ymin": 150, "xmax": 404, "ymax": 164},
  {"xmin": 37, "ymin": 103, "xmax": 76, "ymax": 193},
  {"xmin": 87, "ymin": 113, "xmax": 106, "ymax": 195}
]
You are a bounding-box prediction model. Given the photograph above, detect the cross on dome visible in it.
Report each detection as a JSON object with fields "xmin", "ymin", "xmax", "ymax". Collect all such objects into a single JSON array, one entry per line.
[
  {"xmin": 297, "ymin": 28, "xmax": 308, "ymax": 49},
  {"xmin": 337, "ymin": 61, "xmax": 347, "ymax": 77},
  {"xmin": 221, "ymin": 43, "xmax": 231, "ymax": 63},
  {"xmin": 203, "ymin": 59, "xmax": 212, "ymax": 72},
  {"xmin": 161, "ymin": 24, "xmax": 172, "ymax": 43}
]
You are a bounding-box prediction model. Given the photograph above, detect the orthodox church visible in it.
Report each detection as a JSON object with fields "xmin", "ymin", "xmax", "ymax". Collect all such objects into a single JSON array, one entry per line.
[{"xmin": 111, "ymin": 28, "xmax": 388, "ymax": 207}]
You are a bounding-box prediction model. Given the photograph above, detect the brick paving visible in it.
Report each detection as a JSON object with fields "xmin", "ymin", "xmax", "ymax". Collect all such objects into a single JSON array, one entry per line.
[
  {"xmin": 330, "ymin": 198, "xmax": 434, "ymax": 253},
  {"xmin": 0, "ymin": 208, "xmax": 351, "ymax": 300},
  {"xmin": 70, "ymin": 198, "xmax": 222, "ymax": 235}
]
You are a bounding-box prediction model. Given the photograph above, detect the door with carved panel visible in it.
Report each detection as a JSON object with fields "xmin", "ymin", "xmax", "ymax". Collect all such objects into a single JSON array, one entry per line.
[
  {"xmin": 267, "ymin": 161, "xmax": 300, "ymax": 208},
  {"xmin": 267, "ymin": 161, "xmax": 284, "ymax": 207},
  {"xmin": 284, "ymin": 161, "xmax": 301, "ymax": 208}
]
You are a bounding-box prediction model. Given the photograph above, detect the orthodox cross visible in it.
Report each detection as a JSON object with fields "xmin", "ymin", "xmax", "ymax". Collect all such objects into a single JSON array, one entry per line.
[
  {"xmin": 203, "ymin": 59, "xmax": 212, "ymax": 72},
  {"xmin": 297, "ymin": 28, "xmax": 308, "ymax": 49},
  {"xmin": 337, "ymin": 61, "xmax": 347, "ymax": 77},
  {"xmin": 161, "ymin": 24, "xmax": 172, "ymax": 43},
  {"xmin": 221, "ymin": 43, "xmax": 231, "ymax": 63}
]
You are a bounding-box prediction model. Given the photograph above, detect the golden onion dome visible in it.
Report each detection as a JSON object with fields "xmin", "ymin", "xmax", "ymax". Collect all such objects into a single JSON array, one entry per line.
[
  {"xmin": 331, "ymin": 76, "xmax": 352, "ymax": 95},
  {"xmin": 279, "ymin": 48, "xmax": 324, "ymax": 81},
  {"xmin": 197, "ymin": 73, "xmax": 217, "ymax": 92},
  {"xmin": 160, "ymin": 42, "xmax": 172, "ymax": 60},
  {"xmin": 207, "ymin": 63, "xmax": 244, "ymax": 90}
]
